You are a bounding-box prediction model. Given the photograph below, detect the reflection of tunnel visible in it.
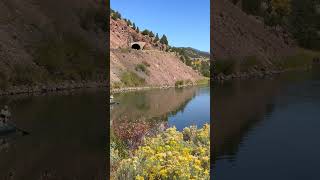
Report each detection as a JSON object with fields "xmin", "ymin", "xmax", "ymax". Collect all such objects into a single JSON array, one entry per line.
[{"xmin": 131, "ymin": 44, "xmax": 141, "ymax": 50}]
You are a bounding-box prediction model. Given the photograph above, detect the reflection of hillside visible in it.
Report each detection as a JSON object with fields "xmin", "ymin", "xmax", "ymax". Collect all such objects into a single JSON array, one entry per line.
[
  {"xmin": 111, "ymin": 87, "xmax": 197, "ymax": 122},
  {"xmin": 0, "ymin": 90, "xmax": 106, "ymax": 179},
  {"xmin": 111, "ymin": 87, "xmax": 198, "ymax": 149},
  {"xmin": 212, "ymin": 80, "xmax": 281, "ymax": 161}
]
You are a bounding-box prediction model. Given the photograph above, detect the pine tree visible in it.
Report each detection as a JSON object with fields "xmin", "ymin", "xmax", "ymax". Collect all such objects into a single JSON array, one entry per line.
[
  {"xmin": 136, "ymin": 27, "xmax": 140, "ymax": 33},
  {"xmin": 154, "ymin": 33, "xmax": 159, "ymax": 42},
  {"xmin": 133, "ymin": 23, "xmax": 136, "ymax": 30},
  {"xmin": 149, "ymin": 31, "xmax": 155, "ymax": 37},
  {"xmin": 160, "ymin": 35, "xmax": 169, "ymax": 45},
  {"xmin": 141, "ymin": 29, "xmax": 150, "ymax": 36},
  {"xmin": 127, "ymin": 19, "xmax": 132, "ymax": 26}
]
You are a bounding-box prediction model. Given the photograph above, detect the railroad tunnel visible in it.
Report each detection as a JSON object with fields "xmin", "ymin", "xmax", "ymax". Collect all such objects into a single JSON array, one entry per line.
[
  {"xmin": 130, "ymin": 42, "xmax": 146, "ymax": 50},
  {"xmin": 131, "ymin": 43, "xmax": 141, "ymax": 50}
]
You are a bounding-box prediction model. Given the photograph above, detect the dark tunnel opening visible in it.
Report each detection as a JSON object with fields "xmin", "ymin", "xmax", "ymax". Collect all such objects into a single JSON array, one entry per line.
[{"xmin": 131, "ymin": 44, "xmax": 141, "ymax": 50}]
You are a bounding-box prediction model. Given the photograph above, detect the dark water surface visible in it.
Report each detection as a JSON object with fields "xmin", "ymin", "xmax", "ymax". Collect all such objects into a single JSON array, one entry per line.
[
  {"xmin": 213, "ymin": 68, "xmax": 320, "ymax": 180},
  {"xmin": 0, "ymin": 90, "xmax": 106, "ymax": 179},
  {"xmin": 111, "ymin": 86, "xmax": 210, "ymax": 148}
]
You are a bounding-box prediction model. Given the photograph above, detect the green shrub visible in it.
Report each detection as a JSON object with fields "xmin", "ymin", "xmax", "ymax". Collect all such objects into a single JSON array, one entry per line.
[
  {"xmin": 112, "ymin": 124, "xmax": 210, "ymax": 180},
  {"xmin": 175, "ymin": 80, "xmax": 184, "ymax": 87},
  {"xmin": 214, "ymin": 57, "xmax": 237, "ymax": 75},
  {"xmin": 141, "ymin": 30, "xmax": 150, "ymax": 36},
  {"xmin": 184, "ymin": 79, "xmax": 193, "ymax": 85},
  {"xmin": 111, "ymin": 11, "xmax": 122, "ymax": 20},
  {"xmin": 272, "ymin": 49, "xmax": 320, "ymax": 69},
  {"xmin": 239, "ymin": 56, "xmax": 261, "ymax": 72},
  {"xmin": 34, "ymin": 34, "xmax": 104, "ymax": 81},
  {"xmin": 200, "ymin": 61, "xmax": 210, "ymax": 77},
  {"xmin": 120, "ymin": 71, "xmax": 145, "ymax": 87},
  {"xmin": 142, "ymin": 61, "xmax": 150, "ymax": 67},
  {"xmin": 111, "ymin": 82, "xmax": 124, "ymax": 89},
  {"xmin": 135, "ymin": 64, "xmax": 149, "ymax": 75},
  {"xmin": 119, "ymin": 48, "xmax": 131, "ymax": 53},
  {"xmin": 0, "ymin": 71, "xmax": 9, "ymax": 90},
  {"xmin": 196, "ymin": 78, "xmax": 209, "ymax": 85}
]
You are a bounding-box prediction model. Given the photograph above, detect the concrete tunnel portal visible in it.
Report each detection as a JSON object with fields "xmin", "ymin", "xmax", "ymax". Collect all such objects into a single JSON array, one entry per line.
[
  {"xmin": 130, "ymin": 42, "xmax": 146, "ymax": 50},
  {"xmin": 131, "ymin": 43, "xmax": 141, "ymax": 50}
]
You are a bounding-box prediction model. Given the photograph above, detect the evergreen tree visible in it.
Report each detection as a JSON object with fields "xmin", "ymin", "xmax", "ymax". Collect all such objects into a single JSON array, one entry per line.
[
  {"xmin": 111, "ymin": 11, "xmax": 121, "ymax": 20},
  {"xmin": 149, "ymin": 31, "xmax": 155, "ymax": 37},
  {"xmin": 127, "ymin": 19, "xmax": 132, "ymax": 26},
  {"xmin": 160, "ymin": 35, "xmax": 169, "ymax": 45},
  {"xmin": 136, "ymin": 27, "xmax": 140, "ymax": 33},
  {"xmin": 154, "ymin": 33, "xmax": 159, "ymax": 42},
  {"xmin": 289, "ymin": 0, "xmax": 320, "ymax": 49},
  {"xmin": 133, "ymin": 23, "xmax": 136, "ymax": 30},
  {"xmin": 141, "ymin": 29, "xmax": 150, "ymax": 36}
]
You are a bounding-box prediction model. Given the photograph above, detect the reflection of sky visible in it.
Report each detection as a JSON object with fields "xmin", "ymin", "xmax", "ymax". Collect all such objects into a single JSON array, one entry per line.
[{"xmin": 168, "ymin": 87, "xmax": 210, "ymax": 131}]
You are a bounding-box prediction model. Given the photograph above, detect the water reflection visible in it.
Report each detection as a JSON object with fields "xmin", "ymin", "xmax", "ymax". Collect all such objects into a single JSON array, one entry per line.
[
  {"xmin": 111, "ymin": 86, "xmax": 209, "ymax": 149},
  {"xmin": 0, "ymin": 90, "xmax": 106, "ymax": 180},
  {"xmin": 212, "ymin": 79, "xmax": 281, "ymax": 161},
  {"xmin": 213, "ymin": 68, "xmax": 320, "ymax": 179}
]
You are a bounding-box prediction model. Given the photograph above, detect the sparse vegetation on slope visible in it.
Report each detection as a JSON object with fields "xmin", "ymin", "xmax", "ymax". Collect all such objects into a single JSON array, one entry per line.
[
  {"xmin": 0, "ymin": 0, "xmax": 107, "ymax": 90},
  {"xmin": 170, "ymin": 47, "xmax": 210, "ymax": 77},
  {"xmin": 238, "ymin": 0, "xmax": 320, "ymax": 50}
]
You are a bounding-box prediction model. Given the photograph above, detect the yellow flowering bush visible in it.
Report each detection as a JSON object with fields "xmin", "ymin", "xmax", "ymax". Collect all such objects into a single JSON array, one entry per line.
[{"xmin": 112, "ymin": 124, "xmax": 210, "ymax": 180}]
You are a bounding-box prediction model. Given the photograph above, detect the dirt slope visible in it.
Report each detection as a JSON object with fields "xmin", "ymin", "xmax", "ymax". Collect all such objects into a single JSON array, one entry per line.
[
  {"xmin": 211, "ymin": 0, "xmax": 297, "ymax": 64},
  {"xmin": 110, "ymin": 18, "xmax": 203, "ymax": 87},
  {"xmin": 0, "ymin": 0, "xmax": 107, "ymax": 88},
  {"xmin": 111, "ymin": 49, "xmax": 202, "ymax": 86}
]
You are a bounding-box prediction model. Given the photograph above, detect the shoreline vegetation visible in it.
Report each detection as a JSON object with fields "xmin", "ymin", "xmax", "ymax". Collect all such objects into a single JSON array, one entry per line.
[
  {"xmin": 111, "ymin": 78, "xmax": 209, "ymax": 94},
  {"xmin": 111, "ymin": 124, "xmax": 210, "ymax": 180},
  {"xmin": 0, "ymin": 80, "xmax": 107, "ymax": 97},
  {"xmin": 213, "ymin": 49, "xmax": 320, "ymax": 81}
]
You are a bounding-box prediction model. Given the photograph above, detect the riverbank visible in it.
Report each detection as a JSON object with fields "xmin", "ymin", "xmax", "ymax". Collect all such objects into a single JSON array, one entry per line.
[
  {"xmin": 0, "ymin": 80, "xmax": 107, "ymax": 97},
  {"xmin": 111, "ymin": 79, "xmax": 209, "ymax": 94},
  {"xmin": 213, "ymin": 49, "xmax": 320, "ymax": 82},
  {"xmin": 213, "ymin": 66, "xmax": 313, "ymax": 82}
]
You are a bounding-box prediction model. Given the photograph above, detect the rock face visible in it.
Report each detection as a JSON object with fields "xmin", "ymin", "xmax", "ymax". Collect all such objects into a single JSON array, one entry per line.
[
  {"xmin": 110, "ymin": 18, "xmax": 166, "ymax": 51},
  {"xmin": 211, "ymin": 0, "xmax": 297, "ymax": 64}
]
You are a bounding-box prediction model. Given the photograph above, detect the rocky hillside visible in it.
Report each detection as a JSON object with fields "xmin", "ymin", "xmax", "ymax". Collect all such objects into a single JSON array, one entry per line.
[
  {"xmin": 110, "ymin": 17, "xmax": 167, "ymax": 51},
  {"xmin": 0, "ymin": 0, "xmax": 107, "ymax": 90},
  {"xmin": 110, "ymin": 16, "xmax": 203, "ymax": 88},
  {"xmin": 211, "ymin": 0, "xmax": 297, "ymax": 65}
]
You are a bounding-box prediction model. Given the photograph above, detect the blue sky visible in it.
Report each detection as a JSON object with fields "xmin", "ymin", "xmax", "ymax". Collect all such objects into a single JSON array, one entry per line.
[{"xmin": 111, "ymin": 0, "xmax": 210, "ymax": 52}]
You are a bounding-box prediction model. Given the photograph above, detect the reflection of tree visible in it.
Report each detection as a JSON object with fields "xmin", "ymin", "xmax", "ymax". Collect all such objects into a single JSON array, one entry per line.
[{"xmin": 212, "ymin": 80, "xmax": 280, "ymax": 164}]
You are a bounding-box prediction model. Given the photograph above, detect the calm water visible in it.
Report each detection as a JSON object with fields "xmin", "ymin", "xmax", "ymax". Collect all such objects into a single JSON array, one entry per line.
[
  {"xmin": 213, "ymin": 68, "xmax": 320, "ymax": 179},
  {"xmin": 0, "ymin": 90, "xmax": 106, "ymax": 180},
  {"xmin": 111, "ymin": 86, "xmax": 210, "ymax": 148}
]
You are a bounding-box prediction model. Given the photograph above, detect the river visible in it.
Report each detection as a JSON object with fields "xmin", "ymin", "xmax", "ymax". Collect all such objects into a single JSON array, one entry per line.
[
  {"xmin": 213, "ymin": 67, "xmax": 320, "ymax": 179},
  {"xmin": 111, "ymin": 85, "xmax": 210, "ymax": 149},
  {"xmin": 0, "ymin": 89, "xmax": 107, "ymax": 179}
]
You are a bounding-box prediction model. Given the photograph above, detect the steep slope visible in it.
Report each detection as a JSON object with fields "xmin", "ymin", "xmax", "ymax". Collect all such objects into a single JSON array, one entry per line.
[
  {"xmin": 211, "ymin": 0, "xmax": 297, "ymax": 64},
  {"xmin": 110, "ymin": 17, "xmax": 203, "ymax": 88},
  {"xmin": 0, "ymin": 0, "xmax": 107, "ymax": 90}
]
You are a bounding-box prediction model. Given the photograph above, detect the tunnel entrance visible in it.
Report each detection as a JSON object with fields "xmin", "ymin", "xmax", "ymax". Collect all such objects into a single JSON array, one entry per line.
[{"xmin": 131, "ymin": 44, "xmax": 141, "ymax": 50}]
